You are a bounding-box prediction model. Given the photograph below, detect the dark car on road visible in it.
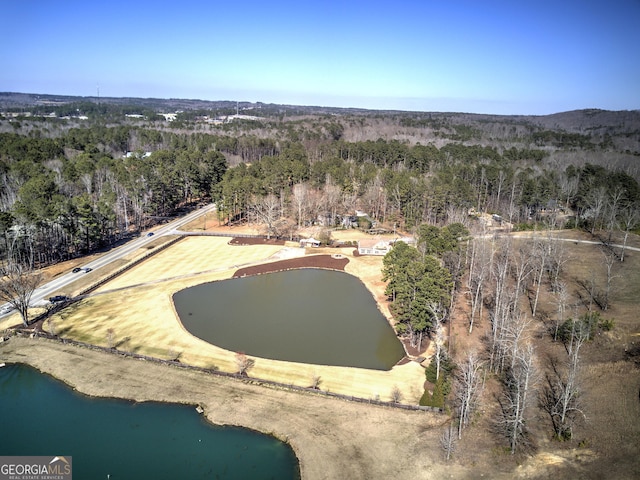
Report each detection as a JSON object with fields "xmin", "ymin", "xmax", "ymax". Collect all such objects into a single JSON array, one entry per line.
[
  {"xmin": 49, "ymin": 295, "xmax": 70, "ymax": 303},
  {"xmin": 72, "ymin": 267, "xmax": 82, "ymax": 273}
]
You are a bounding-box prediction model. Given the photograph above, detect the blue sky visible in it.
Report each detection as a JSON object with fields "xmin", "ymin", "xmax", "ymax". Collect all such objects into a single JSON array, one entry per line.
[{"xmin": 2, "ymin": 0, "xmax": 639, "ymax": 114}]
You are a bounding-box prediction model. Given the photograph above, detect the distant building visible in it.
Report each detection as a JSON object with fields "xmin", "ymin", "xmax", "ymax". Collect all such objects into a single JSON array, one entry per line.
[
  {"xmin": 123, "ymin": 151, "xmax": 152, "ymax": 159},
  {"xmin": 357, "ymin": 238, "xmax": 393, "ymax": 256},
  {"xmin": 300, "ymin": 237, "xmax": 321, "ymax": 248}
]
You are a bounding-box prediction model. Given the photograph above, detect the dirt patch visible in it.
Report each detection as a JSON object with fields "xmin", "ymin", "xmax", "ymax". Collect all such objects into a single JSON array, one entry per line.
[
  {"xmin": 229, "ymin": 236, "xmax": 287, "ymax": 246},
  {"xmin": 234, "ymin": 254, "xmax": 349, "ymax": 277}
]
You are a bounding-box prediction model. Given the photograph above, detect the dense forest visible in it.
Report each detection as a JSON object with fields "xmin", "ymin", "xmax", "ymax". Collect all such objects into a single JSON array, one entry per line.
[{"xmin": 1, "ymin": 95, "xmax": 639, "ymax": 268}]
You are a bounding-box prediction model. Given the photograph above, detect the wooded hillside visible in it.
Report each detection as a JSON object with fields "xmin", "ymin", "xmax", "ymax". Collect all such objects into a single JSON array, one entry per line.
[{"xmin": 1, "ymin": 94, "xmax": 638, "ymax": 266}]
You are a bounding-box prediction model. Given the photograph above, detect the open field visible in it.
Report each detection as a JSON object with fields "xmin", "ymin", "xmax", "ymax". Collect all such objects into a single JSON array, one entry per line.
[
  {"xmin": 2, "ymin": 221, "xmax": 639, "ymax": 479},
  {"xmin": 19, "ymin": 231, "xmax": 427, "ymax": 404}
]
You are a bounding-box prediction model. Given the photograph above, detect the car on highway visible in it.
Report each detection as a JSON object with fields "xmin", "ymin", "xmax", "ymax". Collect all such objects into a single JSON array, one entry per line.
[
  {"xmin": 72, "ymin": 267, "xmax": 92, "ymax": 273},
  {"xmin": 146, "ymin": 232, "xmax": 155, "ymax": 237},
  {"xmin": 49, "ymin": 295, "xmax": 70, "ymax": 303}
]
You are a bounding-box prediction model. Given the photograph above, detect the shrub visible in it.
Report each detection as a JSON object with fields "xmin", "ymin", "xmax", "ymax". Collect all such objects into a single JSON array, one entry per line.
[
  {"xmin": 390, "ymin": 385, "xmax": 403, "ymax": 403},
  {"xmin": 420, "ymin": 376, "xmax": 447, "ymax": 408},
  {"xmin": 512, "ymin": 222, "xmax": 536, "ymax": 232},
  {"xmin": 357, "ymin": 216, "xmax": 372, "ymax": 230},
  {"xmin": 558, "ymin": 311, "xmax": 612, "ymax": 343},
  {"xmin": 599, "ymin": 317, "xmax": 615, "ymax": 331}
]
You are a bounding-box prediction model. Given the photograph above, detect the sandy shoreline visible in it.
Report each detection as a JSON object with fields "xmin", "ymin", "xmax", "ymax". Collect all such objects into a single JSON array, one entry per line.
[{"xmin": 0, "ymin": 336, "xmax": 479, "ymax": 480}]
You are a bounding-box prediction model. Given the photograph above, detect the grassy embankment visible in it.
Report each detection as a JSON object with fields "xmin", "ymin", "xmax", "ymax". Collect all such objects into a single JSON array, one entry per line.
[{"xmin": 1, "ymin": 219, "xmax": 426, "ymax": 403}]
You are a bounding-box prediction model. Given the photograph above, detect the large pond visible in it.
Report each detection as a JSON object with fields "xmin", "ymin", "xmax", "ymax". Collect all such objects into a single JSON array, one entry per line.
[
  {"xmin": 0, "ymin": 364, "xmax": 300, "ymax": 479},
  {"xmin": 174, "ymin": 269, "xmax": 405, "ymax": 370}
]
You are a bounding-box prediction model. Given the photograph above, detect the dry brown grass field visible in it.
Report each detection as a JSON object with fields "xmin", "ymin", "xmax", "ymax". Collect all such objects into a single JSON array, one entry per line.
[
  {"xmin": 9, "ymin": 227, "xmax": 427, "ymax": 404},
  {"xmin": 2, "ymin": 220, "xmax": 639, "ymax": 479}
]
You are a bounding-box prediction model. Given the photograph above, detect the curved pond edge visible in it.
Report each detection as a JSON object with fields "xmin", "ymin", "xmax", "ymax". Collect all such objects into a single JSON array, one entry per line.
[
  {"xmin": 0, "ymin": 332, "xmax": 436, "ymax": 413},
  {"xmin": 171, "ymin": 264, "xmax": 412, "ymax": 371},
  {"xmin": 0, "ymin": 335, "xmax": 442, "ymax": 480},
  {"xmin": 0, "ymin": 361, "xmax": 301, "ymax": 479}
]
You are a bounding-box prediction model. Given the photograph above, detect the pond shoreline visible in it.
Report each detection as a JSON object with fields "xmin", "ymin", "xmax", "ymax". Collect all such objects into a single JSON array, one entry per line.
[
  {"xmin": 178, "ymin": 268, "xmax": 405, "ymax": 370},
  {"xmin": 231, "ymin": 252, "xmax": 424, "ymax": 358},
  {"xmin": 0, "ymin": 336, "xmax": 459, "ymax": 480}
]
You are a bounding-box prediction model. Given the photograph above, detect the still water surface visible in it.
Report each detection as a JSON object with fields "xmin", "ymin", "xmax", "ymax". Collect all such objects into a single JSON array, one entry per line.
[
  {"xmin": 174, "ymin": 269, "xmax": 405, "ymax": 370},
  {"xmin": 0, "ymin": 364, "xmax": 300, "ymax": 479}
]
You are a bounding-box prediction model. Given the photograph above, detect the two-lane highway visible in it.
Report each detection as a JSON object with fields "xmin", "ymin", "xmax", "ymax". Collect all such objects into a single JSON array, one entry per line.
[{"xmin": 18, "ymin": 204, "xmax": 216, "ymax": 309}]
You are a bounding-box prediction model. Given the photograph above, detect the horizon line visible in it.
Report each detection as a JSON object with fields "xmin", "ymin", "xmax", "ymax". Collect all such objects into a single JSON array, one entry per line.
[{"xmin": 1, "ymin": 90, "xmax": 638, "ymax": 118}]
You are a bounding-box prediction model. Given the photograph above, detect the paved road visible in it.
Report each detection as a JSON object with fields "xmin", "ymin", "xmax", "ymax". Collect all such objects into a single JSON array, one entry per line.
[
  {"xmin": 0, "ymin": 204, "xmax": 216, "ymax": 315},
  {"xmin": 508, "ymin": 231, "xmax": 640, "ymax": 252}
]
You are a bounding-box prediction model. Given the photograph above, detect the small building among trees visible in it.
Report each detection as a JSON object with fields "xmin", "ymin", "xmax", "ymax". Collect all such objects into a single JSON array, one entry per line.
[{"xmin": 299, "ymin": 237, "xmax": 321, "ymax": 248}]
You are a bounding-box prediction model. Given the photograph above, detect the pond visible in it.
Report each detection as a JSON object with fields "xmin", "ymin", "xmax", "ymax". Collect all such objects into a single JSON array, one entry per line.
[
  {"xmin": 0, "ymin": 363, "xmax": 300, "ymax": 479},
  {"xmin": 174, "ymin": 269, "xmax": 405, "ymax": 370}
]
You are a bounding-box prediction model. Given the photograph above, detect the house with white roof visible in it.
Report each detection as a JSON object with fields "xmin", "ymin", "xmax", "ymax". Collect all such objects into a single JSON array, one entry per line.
[{"xmin": 357, "ymin": 238, "xmax": 393, "ymax": 256}]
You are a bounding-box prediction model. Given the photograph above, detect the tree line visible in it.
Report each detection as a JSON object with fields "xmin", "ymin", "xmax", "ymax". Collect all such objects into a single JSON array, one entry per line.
[
  {"xmin": 0, "ymin": 130, "xmax": 228, "ymax": 266},
  {"xmin": 1, "ymin": 121, "xmax": 638, "ymax": 267}
]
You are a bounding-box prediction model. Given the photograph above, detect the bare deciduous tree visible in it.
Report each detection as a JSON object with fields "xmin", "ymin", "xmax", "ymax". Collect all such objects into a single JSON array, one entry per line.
[
  {"xmin": 553, "ymin": 282, "xmax": 570, "ymax": 341},
  {"xmin": 601, "ymin": 248, "xmax": 618, "ymax": 311},
  {"xmin": 583, "ymin": 185, "xmax": 607, "ymax": 234},
  {"xmin": 0, "ymin": 262, "xmax": 42, "ymax": 327},
  {"xmin": 498, "ymin": 342, "xmax": 536, "ymax": 454},
  {"xmin": 440, "ymin": 423, "xmax": 458, "ymax": 461},
  {"xmin": 360, "ymin": 173, "xmax": 387, "ymax": 221},
  {"xmin": 510, "ymin": 245, "xmax": 533, "ymax": 298},
  {"xmin": 531, "ymin": 235, "xmax": 550, "ymax": 317},
  {"xmin": 454, "ymin": 351, "xmax": 484, "ymax": 439},
  {"xmin": 235, "ymin": 352, "xmax": 255, "ymax": 376},
  {"xmin": 248, "ymin": 194, "xmax": 282, "ymax": 239},
  {"xmin": 467, "ymin": 236, "xmax": 492, "ymax": 334},
  {"xmin": 291, "ymin": 183, "xmax": 309, "ymax": 228},
  {"xmin": 429, "ymin": 303, "xmax": 446, "ymax": 381},
  {"xmin": 541, "ymin": 325, "xmax": 587, "ymax": 440},
  {"xmin": 322, "ymin": 176, "xmax": 342, "ymax": 226},
  {"xmin": 618, "ymin": 206, "xmax": 638, "ymax": 262},
  {"xmin": 560, "ymin": 173, "xmax": 579, "ymax": 212}
]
